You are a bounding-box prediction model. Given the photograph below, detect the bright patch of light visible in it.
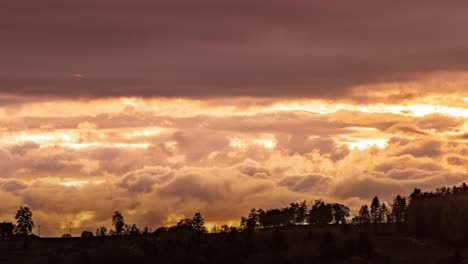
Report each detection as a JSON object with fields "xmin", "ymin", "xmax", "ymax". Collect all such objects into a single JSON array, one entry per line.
[
  {"xmin": 346, "ymin": 139, "xmax": 388, "ymax": 150},
  {"xmin": 123, "ymin": 127, "xmax": 162, "ymax": 138},
  {"xmin": 61, "ymin": 211, "xmax": 95, "ymax": 230},
  {"xmin": 60, "ymin": 180, "xmax": 89, "ymax": 187},
  {"xmin": 266, "ymin": 102, "xmax": 468, "ymax": 118},
  {"xmin": 122, "ymin": 98, "xmax": 140, "ymax": 108},
  {"xmin": 60, "ymin": 179, "xmax": 105, "ymax": 187},
  {"xmin": 266, "ymin": 102, "xmax": 346, "ymax": 114},
  {"xmin": 230, "ymin": 136, "xmax": 276, "ymax": 149},
  {"xmin": 14, "ymin": 132, "xmax": 56, "ymax": 142},
  {"xmin": 60, "ymin": 142, "xmax": 150, "ymax": 149},
  {"xmin": 0, "ymin": 130, "xmax": 151, "ymax": 149},
  {"xmin": 253, "ymin": 139, "xmax": 276, "ymax": 148},
  {"xmin": 165, "ymin": 141, "xmax": 178, "ymax": 149}
]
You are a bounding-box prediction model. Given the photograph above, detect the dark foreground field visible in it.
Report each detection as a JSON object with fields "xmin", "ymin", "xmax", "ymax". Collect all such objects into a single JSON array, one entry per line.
[{"xmin": 0, "ymin": 225, "xmax": 463, "ymax": 264}]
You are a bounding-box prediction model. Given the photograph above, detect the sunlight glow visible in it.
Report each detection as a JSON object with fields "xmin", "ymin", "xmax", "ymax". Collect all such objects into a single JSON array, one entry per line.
[
  {"xmin": 0, "ymin": 130, "xmax": 152, "ymax": 149},
  {"xmin": 60, "ymin": 211, "xmax": 95, "ymax": 229},
  {"xmin": 122, "ymin": 98, "xmax": 140, "ymax": 108},
  {"xmin": 60, "ymin": 179, "xmax": 105, "ymax": 187},
  {"xmin": 123, "ymin": 127, "xmax": 163, "ymax": 138},
  {"xmin": 230, "ymin": 137, "xmax": 276, "ymax": 149},
  {"xmin": 345, "ymin": 139, "xmax": 389, "ymax": 150},
  {"xmin": 60, "ymin": 142, "xmax": 151, "ymax": 149},
  {"xmin": 60, "ymin": 180, "xmax": 88, "ymax": 187},
  {"xmin": 253, "ymin": 139, "xmax": 276, "ymax": 148},
  {"xmin": 267, "ymin": 102, "xmax": 468, "ymax": 118}
]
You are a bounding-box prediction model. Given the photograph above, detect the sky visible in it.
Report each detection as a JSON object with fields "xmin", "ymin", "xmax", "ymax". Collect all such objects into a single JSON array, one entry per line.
[{"xmin": 0, "ymin": 0, "xmax": 467, "ymax": 236}]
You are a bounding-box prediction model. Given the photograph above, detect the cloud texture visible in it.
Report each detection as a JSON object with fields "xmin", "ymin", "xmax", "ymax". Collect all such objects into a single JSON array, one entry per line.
[
  {"xmin": 0, "ymin": 96, "xmax": 465, "ymax": 236},
  {"xmin": 2, "ymin": 1, "xmax": 468, "ymax": 99}
]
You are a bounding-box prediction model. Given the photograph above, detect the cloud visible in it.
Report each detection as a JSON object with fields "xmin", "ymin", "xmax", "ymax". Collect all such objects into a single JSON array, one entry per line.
[
  {"xmin": 392, "ymin": 140, "xmax": 442, "ymax": 158},
  {"xmin": 9, "ymin": 141, "xmax": 40, "ymax": 155},
  {"xmin": 279, "ymin": 174, "xmax": 334, "ymax": 192},
  {"xmin": 334, "ymin": 169, "xmax": 468, "ymax": 201},
  {"xmin": 389, "ymin": 125, "xmax": 430, "ymax": 136},
  {"xmin": 458, "ymin": 132, "xmax": 468, "ymax": 140},
  {"xmin": 235, "ymin": 159, "xmax": 270, "ymax": 178},
  {"xmin": 2, "ymin": 1, "xmax": 468, "ymax": 99},
  {"xmin": 374, "ymin": 155, "xmax": 443, "ymax": 173},
  {"xmin": 117, "ymin": 166, "xmax": 173, "ymax": 193},
  {"xmin": 0, "ymin": 179, "xmax": 28, "ymax": 193},
  {"xmin": 0, "ymin": 93, "xmax": 466, "ymax": 236}
]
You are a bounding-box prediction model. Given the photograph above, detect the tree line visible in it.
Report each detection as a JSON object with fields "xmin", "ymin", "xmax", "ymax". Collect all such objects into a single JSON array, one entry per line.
[
  {"xmin": 8, "ymin": 182, "xmax": 468, "ymax": 246},
  {"xmin": 239, "ymin": 200, "xmax": 350, "ymax": 232},
  {"xmin": 237, "ymin": 182, "xmax": 468, "ymax": 247}
]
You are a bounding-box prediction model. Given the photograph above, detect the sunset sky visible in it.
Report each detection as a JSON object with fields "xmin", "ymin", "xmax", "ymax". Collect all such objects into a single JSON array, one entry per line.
[{"xmin": 1, "ymin": 1, "xmax": 467, "ymax": 236}]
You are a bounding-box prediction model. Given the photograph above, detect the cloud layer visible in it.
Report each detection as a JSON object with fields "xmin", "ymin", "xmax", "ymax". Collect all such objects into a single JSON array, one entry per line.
[
  {"xmin": 0, "ymin": 96, "xmax": 466, "ymax": 236},
  {"xmin": 2, "ymin": 1, "xmax": 468, "ymax": 99}
]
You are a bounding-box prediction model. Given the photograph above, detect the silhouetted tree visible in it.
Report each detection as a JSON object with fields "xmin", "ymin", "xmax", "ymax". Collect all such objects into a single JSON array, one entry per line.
[
  {"xmin": 131, "ymin": 224, "xmax": 141, "ymax": 235},
  {"xmin": 175, "ymin": 218, "xmax": 193, "ymax": 230},
  {"xmin": 240, "ymin": 217, "xmax": 247, "ymax": 230},
  {"xmin": 95, "ymin": 226, "xmax": 107, "ymax": 236},
  {"xmin": 220, "ymin": 225, "xmax": 237, "ymax": 234},
  {"xmin": 14, "ymin": 206, "xmax": 34, "ymax": 236},
  {"xmin": 332, "ymin": 203, "xmax": 350, "ymax": 224},
  {"xmin": 370, "ymin": 196, "xmax": 382, "ymax": 223},
  {"xmin": 380, "ymin": 203, "xmax": 389, "ymax": 223},
  {"xmin": 154, "ymin": 226, "xmax": 168, "ymax": 234},
  {"xmin": 391, "ymin": 195, "xmax": 407, "ymax": 223},
  {"xmin": 125, "ymin": 224, "xmax": 140, "ymax": 236},
  {"xmin": 259, "ymin": 208, "xmax": 294, "ymax": 227},
  {"xmin": 220, "ymin": 225, "xmax": 229, "ymax": 233},
  {"xmin": 308, "ymin": 200, "xmax": 333, "ymax": 225},
  {"xmin": 257, "ymin": 209, "xmax": 266, "ymax": 227},
  {"xmin": 243, "ymin": 208, "xmax": 259, "ymax": 232},
  {"xmin": 62, "ymin": 233, "xmax": 72, "ymax": 238},
  {"xmin": 142, "ymin": 226, "xmax": 150, "ymax": 235},
  {"xmin": 289, "ymin": 201, "xmax": 308, "ymax": 224},
  {"xmin": 298, "ymin": 200, "xmax": 308, "ymax": 223},
  {"xmin": 357, "ymin": 205, "xmax": 371, "ymax": 224},
  {"xmin": 405, "ymin": 183, "xmax": 468, "ymax": 243},
  {"xmin": 192, "ymin": 213, "xmax": 206, "ymax": 233},
  {"xmin": 171, "ymin": 213, "xmax": 207, "ymax": 232},
  {"xmin": 81, "ymin": 231, "xmax": 94, "ymax": 237},
  {"xmin": 112, "ymin": 211, "xmax": 125, "ymax": 235}
]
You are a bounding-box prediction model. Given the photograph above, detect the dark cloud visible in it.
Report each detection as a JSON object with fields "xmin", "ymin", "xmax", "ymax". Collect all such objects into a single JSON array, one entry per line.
[
  {"xmin": 117, "ymin": 166, "xmax": 174, "ymax": 193},
  {"xmin": 236, "ymin": 159, "xmax": 270, "ymax": 178},
  {"xmin": 374, "ymin": 155, "xmax": 443, "ymax": 173},
  {"xmin": 279, "ymin": 174, "xmax": 334, "ymax": 192},
  {"xmin": 158, "ymin": 173, "xmax": 232, "ymax": 202},
  {"xmin": 447, "ymin": 156, "xmax": 467, "ymax": 168},
  {"xmin": 0, "ymin": 179, "xmax": 28, "ymax": 193},
  {"xmin": 2, "ymin": 0, "xmax": 468, "ymax": 99},
  {"xmin": 415, "ymin": 114, "xmax": 463, "ymax": 131},
  {"xmin": 334, "ymin": 170, "xmax": 468, "ymax": 201},
  {"xmin": 9, "ymin": 141, "xmax": 40, "ymax": 156},
  {"xmin": 389, "ymin": 125, "xmax": 430, "ymax": 136},
  {"xmin": 393, "ymin": 140, "xmax": 442, "ymax": 158}
]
